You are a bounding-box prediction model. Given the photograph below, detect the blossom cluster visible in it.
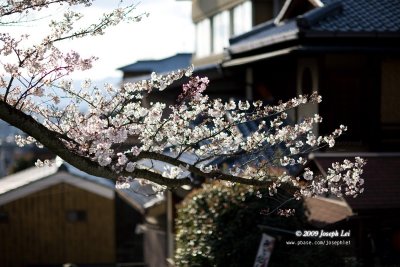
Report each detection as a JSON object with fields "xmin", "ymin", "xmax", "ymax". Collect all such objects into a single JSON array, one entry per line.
[
  {"xmin": 5, "ymin": 60, "xmax": 366, "ymax": 198},
  {"xmin": 286, "ymin": 157, "xmax": 366, "ymax": 198},
  {"xmin": 10, "ymin": 68, "xmax": 364, "ymax": 199},
  {"xmin": 0, "ymin": 0, "xmax": 366, "ymax": 200}
]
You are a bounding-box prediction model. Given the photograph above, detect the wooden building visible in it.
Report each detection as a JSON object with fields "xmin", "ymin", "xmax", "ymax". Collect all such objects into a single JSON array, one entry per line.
[
  {"xmin": 0, "ymin": 160, "xmax": 157, "ymax": 267},
  {"xmin": 222, "ymin": 0, "xmax": 400, "ymax": 150},
  {"xmin": 188, "ymin": 0, "xmax": 400, "ymax": 150}
]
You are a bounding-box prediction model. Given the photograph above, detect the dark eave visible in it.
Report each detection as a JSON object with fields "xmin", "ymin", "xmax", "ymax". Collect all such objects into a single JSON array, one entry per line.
[{"xmin": 223, "ymin": 43, "xmax": 400, "ymax": 68}]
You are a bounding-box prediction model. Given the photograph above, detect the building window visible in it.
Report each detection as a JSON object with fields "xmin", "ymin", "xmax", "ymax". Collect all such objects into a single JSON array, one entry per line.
[
  {"xmin": 195, "ymin": 18, "xmax": 211, "ymax": 57},
  {"xmin": 212, "ymin": 10, "xmax": 230, "ymax": 53},
  {"xmin": 232, "ymin": 1, "xmax": 253, "ymax": 36},
  {"xmin": 195, "ymin": 1, "xmax": 252, "ymax": 58},
  {"xmin": 66, "ymin": 210, "xmax": 87, "ymax": 222}
]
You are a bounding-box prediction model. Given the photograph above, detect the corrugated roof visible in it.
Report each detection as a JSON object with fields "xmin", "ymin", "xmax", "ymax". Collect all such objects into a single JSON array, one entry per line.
[
  {"xmin": 66, "ymin": 163, "xmax": 115, "ymax": 189},
  {"xmin": 0, "ymin": 162, "xmax": 116, "ymax": 205},
  {"xmin": 117, "ymin": 182, "xmax": 164, "ymax": 213},
  {"xmin": 0, "ymin": 159, "xmax": 163, "ymax": 212},
  {"xmin": 0, "ymin": 164, "xmax": 61, "ymax": 195},
  {"xmin": 118, "ymin": 53, "xmax": 192, "ymax": 73}
]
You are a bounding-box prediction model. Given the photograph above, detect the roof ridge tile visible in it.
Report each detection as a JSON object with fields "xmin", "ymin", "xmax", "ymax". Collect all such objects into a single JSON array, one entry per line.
[{"xmin": 297, "ymin": 0, "xmax": 342, "ymax": 29}]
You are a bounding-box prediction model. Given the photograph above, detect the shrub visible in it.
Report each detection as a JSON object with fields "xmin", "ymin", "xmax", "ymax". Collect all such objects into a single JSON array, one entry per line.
[{"xmin": 175, "ymin": 183, "xmax": 349, "ymax": 267}]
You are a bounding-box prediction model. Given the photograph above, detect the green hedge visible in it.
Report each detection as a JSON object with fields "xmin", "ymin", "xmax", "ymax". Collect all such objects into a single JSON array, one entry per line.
[{"xmin": 175, "ymin": 183, "xmax": 349, "ymax": 267}]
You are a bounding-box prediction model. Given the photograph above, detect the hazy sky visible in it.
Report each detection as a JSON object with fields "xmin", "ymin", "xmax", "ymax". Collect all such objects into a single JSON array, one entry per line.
[
  {"xmin": 76, "ymin": 0, "xmax": 195, "ymax": 80},
  {"xmin": 4, "ymin": 0, "xmax": 195, "ymax": 81},
  {"xmin": 72, "ymin": 0, "xmax": 194, "ymax": 80}
]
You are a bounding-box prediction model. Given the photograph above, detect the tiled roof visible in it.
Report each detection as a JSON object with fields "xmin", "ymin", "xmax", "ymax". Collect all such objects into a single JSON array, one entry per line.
[
  {"xmin": 312, "ymin": 153, "xmax": 400, "ymax": 211},
  {"xmin": 229, "ymin": 0, "xmax": 400, "ymax": 55},
  {"xmin": 312, "ymin": 0, "xmax": 400, "ymax": 33},
  {"xmin": 118, "ymin": 53, "xmax": 192, "ymax": 73},
  {"xmin": 230, "ymin": 20, "xmax": 299, "ymax": 51}
]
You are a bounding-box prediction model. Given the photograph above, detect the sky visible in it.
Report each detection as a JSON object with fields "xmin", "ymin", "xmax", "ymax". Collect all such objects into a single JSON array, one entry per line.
[
  {"xmin": 72, "ymin": 0, "xmax": 195, "ymax": 81},
  {"xmin": 3, "ymin": 0, "xmax": 195, "ymax": 82}
]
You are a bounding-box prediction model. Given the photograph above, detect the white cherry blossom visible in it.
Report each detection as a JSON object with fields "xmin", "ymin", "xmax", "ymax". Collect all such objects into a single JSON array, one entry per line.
[{"xmin": 0, "ymin": 0, "xmax": 366, "ymax": 201}]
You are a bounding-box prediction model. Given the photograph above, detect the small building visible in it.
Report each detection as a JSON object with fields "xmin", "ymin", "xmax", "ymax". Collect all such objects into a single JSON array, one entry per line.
[{"xmin": 0, "ymin": 160, "xmax": 159, "ymax": 267}]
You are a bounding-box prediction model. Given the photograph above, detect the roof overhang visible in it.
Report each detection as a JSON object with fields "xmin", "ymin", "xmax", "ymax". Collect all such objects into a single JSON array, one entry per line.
[
  {"xmin": 0, "ymin": 171, "xmax": 114, "ymax": 206},
  {"xmin": 305, "ymin": 196, "xmax": 353, "ymax": 227},
  {"xmin": 224, "ymin": 43, "xmax": 400, "ymax": 68},
  {"xmin": 222, "ymin": 47, "xmax": 295, "ymax": 68},
  {"xmin": 229, "ymin": 24, "xmax": 299, "ymax": 55}
]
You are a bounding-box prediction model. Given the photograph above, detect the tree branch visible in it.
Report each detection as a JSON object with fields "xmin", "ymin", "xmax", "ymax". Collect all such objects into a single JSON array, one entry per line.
[
  {"xmin": 0, "ymin": 100, "xmax": 192, "ymax": 187},
  {"xmin": 135, "ymin": 151, "xmax": 273, "ymax": 186}
]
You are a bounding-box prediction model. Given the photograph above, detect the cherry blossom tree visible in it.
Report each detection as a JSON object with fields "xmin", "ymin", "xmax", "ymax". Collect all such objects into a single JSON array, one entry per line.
[{"xmin": 0, "ymin": 0, "xmax": 365, "ymax": 199}]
